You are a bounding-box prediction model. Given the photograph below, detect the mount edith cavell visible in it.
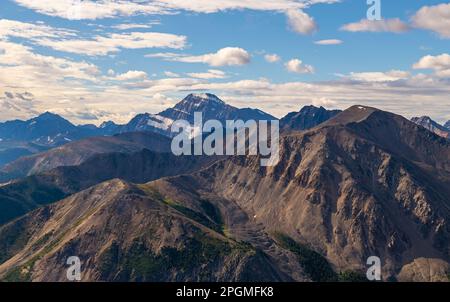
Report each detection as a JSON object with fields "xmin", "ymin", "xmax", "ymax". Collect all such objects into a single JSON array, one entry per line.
[{"xmin": 0, "ymin": 93, "xmax": 449, "ymax": 282}]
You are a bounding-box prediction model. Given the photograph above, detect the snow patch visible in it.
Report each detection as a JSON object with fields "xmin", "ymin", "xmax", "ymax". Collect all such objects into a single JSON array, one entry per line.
[
  {"xmin": 172, "ymin": 108, "xmax": 191, "ymax": 115},
  {"xmin": 192, "ymin": 93, "xmax": 224, "ymax": 104},
  {"xmin": 146, "ymin": 114, "xmax": 174, "ymax": 130}
]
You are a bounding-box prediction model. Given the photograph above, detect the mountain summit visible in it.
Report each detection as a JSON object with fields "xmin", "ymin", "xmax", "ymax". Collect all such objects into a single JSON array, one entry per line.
[
  {"xmin": 159, "ymin": 93, "xmax": 275, "ymax": 123},
  {"xmin": 0, "ymin": 111, "xmax": 91, "ymax": 146},
  {"xmin": 280, "ymin": 105, "xmax": 341, "ymax": 131}
]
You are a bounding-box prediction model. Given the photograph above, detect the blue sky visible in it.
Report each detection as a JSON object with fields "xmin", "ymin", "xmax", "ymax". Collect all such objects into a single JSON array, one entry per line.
[{"xmin": 0, "ymin": 0, "xmax": 449, "ymax": 124}]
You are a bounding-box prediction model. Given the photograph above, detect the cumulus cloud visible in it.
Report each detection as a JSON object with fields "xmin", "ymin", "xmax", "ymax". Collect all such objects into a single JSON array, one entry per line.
[
  {"xmin": 411, "ymin": 3, "xmax": 450, "ymax": 38},
  {"xmin": 341, "ymin": 18, "xmax": 409, "ymax": 33},
  {"xmin": 147, "ymin": 47, "xmax": 251, "ymax": 67},
  {"xmin": 285, "ymin": 59, "xmax": 314, "ymax": 74},
  {"xmin": 149, "ymin": 93, "xmax": 176, "ymax": 106},
  {"xmin": 345, "ymin": 70, "xmax": 410, "ymax": 82},
  {"xmin": 312, "ymin": 97, "xmax": 337, "ymax": 108},
  {"xmin": 113, "ymin": 70, "xmax": 148, "ymax": 81},
  {"xmin": 413, "ymin": 54, "xmax": 450, "ymax": 78},
  {"xmin": 314, "ymin": 39, "xmax": 343, "ymax": 45},
  {"xmin": 187, "ymin": 69, "xmax": 227, "ymax": 79},
  {"xmin": 264, "ymin": 54, "xmax": 281, "ymax": 63},
  {"xmin": 286, "ymin": 9, "xmax": 317, "ymax": 35},
  {"xmin": 12, "ymin": 0, "xmax": 338, "ymax": 20}
]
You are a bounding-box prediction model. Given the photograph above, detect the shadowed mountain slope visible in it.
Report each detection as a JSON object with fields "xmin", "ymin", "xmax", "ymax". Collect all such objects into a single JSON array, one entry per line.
[
  {"xmin": 0, "ymin": 148, "xmax": 217, "ymax": 225},
  {"xmin": 0, "ymin": 131, "xmax": 172, "ymax": 182}
]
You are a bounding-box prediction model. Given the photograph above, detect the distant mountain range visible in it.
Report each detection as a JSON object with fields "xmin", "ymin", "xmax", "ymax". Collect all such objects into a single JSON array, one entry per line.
[
  {"xmin": 0, "ymin": 93, "xmax": 278, "ymax": 167},
  {"xmin": 0, "ymin": 112, "xmax": 101, "ymax": 167},
  {"xmin": 411, "ymin": 116, "xmax": 450, "ymax": 138},
  {"xmin": 1, "ymin": 96, "xmax": 449, "ymax": 170},
  {"xmin": 445, "ymin": 120, "xmax": 450, "ymax": 129},
  {"xmin": 0, "ymin": 94, "xmax": 449, "ymax": 282},
  {"xmin": 0, "ymin": 112, "xmax": 93, "ymax": 145}
]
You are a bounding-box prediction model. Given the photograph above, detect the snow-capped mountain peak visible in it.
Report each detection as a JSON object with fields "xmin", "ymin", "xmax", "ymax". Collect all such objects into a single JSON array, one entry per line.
[{"xmin": 189, "ymin": 93, "xmax": 225, "ymax": 104}]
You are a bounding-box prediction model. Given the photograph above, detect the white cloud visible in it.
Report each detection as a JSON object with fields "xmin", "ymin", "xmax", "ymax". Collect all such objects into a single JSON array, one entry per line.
[
  {"xmin": 285, "ymin": 59, "xmax": 314, "ymax": 74},
  {"xmin": 13, "ymin": 0, "xmax": 165, "ymax": 20},
  {"xmin": 184, "ymin": 47, "xmax": 251, "ymax": 66},
  {"xmin": 0, "ymin": 40, "xmax": 107, "ymax": 123},
  {"xmin": 413, "ymin": 54, "xmax": 450, "ymax": 78},
  {"xmin": 114, "ymin": 70, "xmax": 148, "ymax": 81},
  {"xmin": 411, "ymin": 3, "xmax": 450, "ymax": 38},
  {"xmin": 150, "ymin": 93, "xmax": 175, "ymax": 106},
  {"xmin": 286, "ymin": 9, "xmax": 317, "ymax": 35},
  {"xmin": 0, "ymin": 19, "xmax": 75, "ymax": 40},
  {"xmin": 124, "ymin": 77, "xmax": 203, "ymax": 91},
  {"xmin": 345, "ymin": 70, "xmax": 410, "ymax": 82},
  {"xmin": 314, "ymin": 39, "xmax": 343, "ymax": 45},
  {"xmin": 312, "ymin": 97, "xmax": 337, "ymax": 108},
  {"xmin": 145, "ymin": 52, "xmax": 180, "ymax": 60},
  {"xmin": 264, "ymin": 54, "xmax": 281, "ymax": 63},
  {"xmin": 2, "ymin": 44, "xmax": 450, "ymax": 125},
  {"xmin": 187, "ymin": 69, "xmax": 227, "ymax": 79},
  {"xmin": 0, "ymin": 91, "xmax": 40, "ymax": 120},
  {"xmin": 0, "ymin": 40, "xmax": 100, "ymax": 83},
  {"xmin": 0, "ymin": 19, "xmax": 186, "ymax": 56},
  {"xmin": 341, "ymin": 18, "xmax": 409, "ymax": 33},
  {"xmin": 38, "ymin": 31, "xmax": 187, "ymax": 56},
  {"xmin": 12, "ymin": 0, "xmax": 338, "ymax": 20},
  {"xmin": 112, "ymin": 23, "xmax": 156, "ymax": 30},
  {"xmin": 164, "ymin": 71, "xmax": 180, "ymax": 78},
  {"xmin": 147, "ymin": 47, "xmax": 251, "ymax": 67}
]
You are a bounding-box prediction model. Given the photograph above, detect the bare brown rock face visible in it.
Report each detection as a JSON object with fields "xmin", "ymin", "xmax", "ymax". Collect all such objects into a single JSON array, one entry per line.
[
  {"xmin": 0, "ymin": 180, "xmax": 297, "ymax": 282},
  {"xmin": 0, "ymin": 106, "xmax": 449, "ymax": 281},
  {"xmin": 156, "ymin": 105, "xmax": 450, "ymax": 280}
]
